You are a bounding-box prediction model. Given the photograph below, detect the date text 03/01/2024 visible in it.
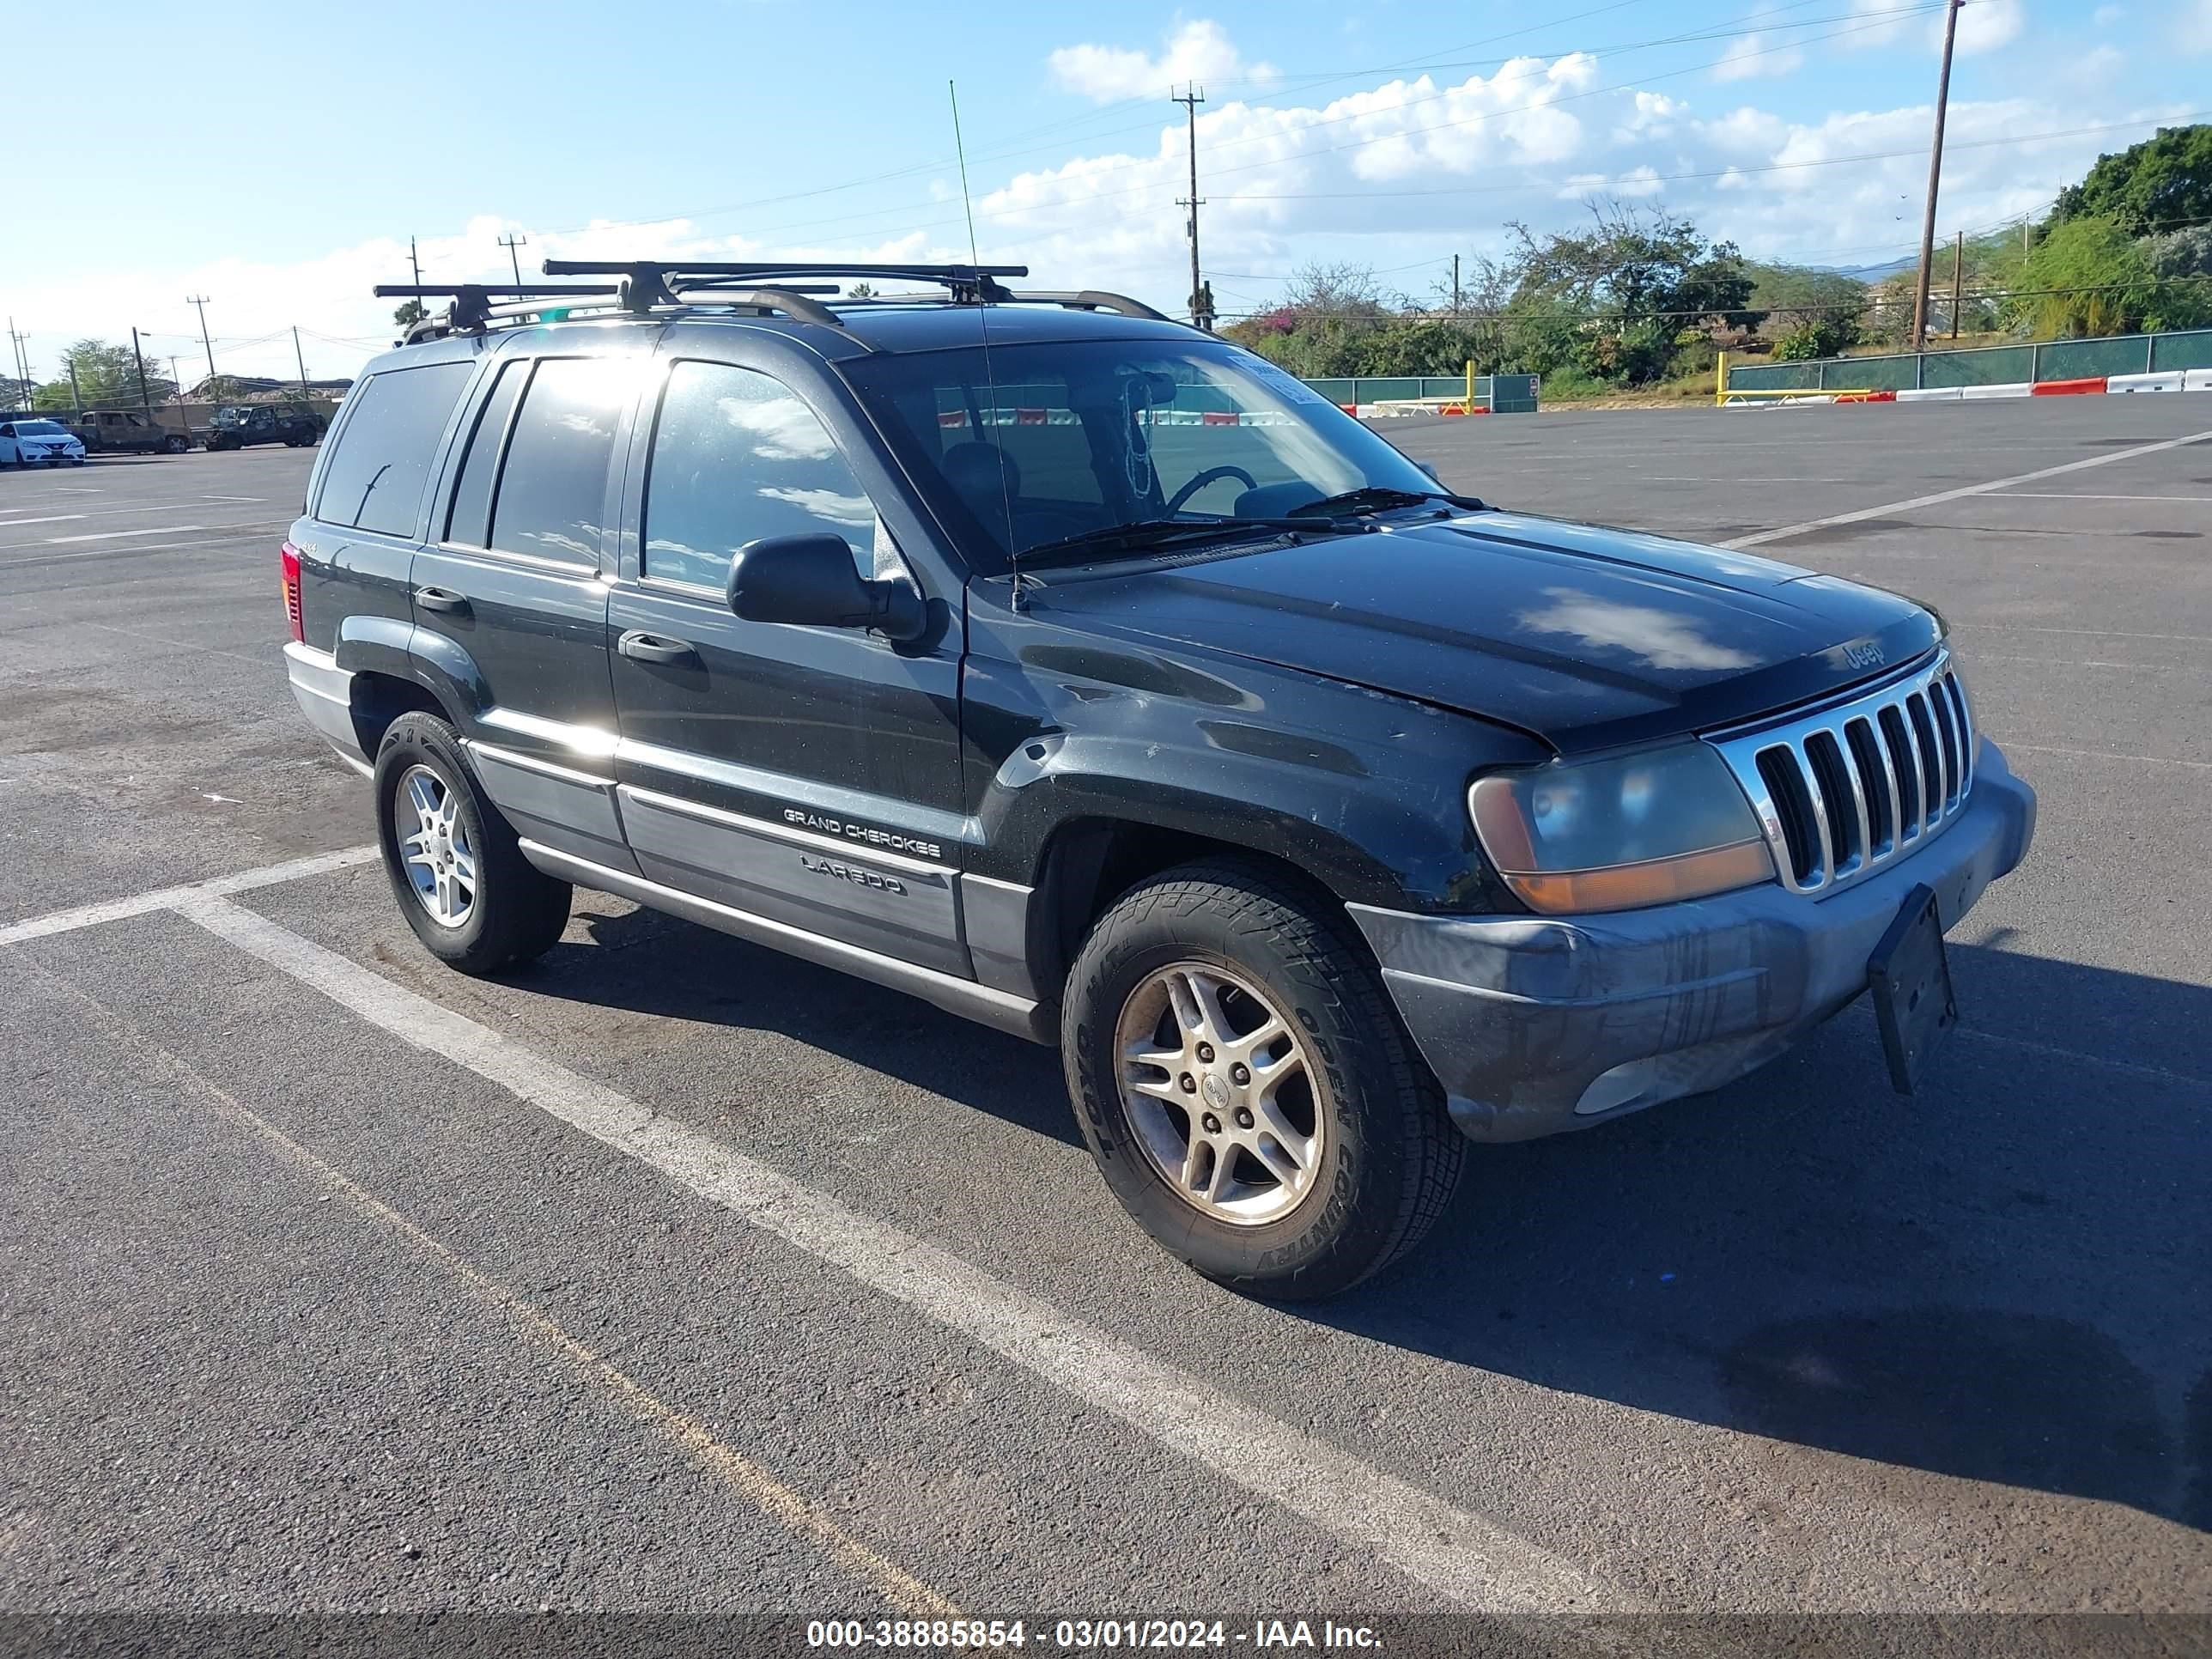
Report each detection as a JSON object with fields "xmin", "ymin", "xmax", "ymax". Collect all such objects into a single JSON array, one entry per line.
[{"xmin": 804, "ymin": 1618, "xmax": 1383, "ymax": 1649}]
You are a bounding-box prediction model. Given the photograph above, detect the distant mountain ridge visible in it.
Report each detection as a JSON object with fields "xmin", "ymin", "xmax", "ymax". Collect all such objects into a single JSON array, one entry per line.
[{"xmin": 1817, "ymin": 258, "xmax": 1915, "ymax": 283}]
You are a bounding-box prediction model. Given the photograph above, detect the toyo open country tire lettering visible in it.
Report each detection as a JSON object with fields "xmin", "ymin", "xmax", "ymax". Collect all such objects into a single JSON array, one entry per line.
[
  {"xmin": 373, "ymin": 713, "xmax": 572, "ymax": 974},
  {"xmin": 1063, "ymin": 860, "xmax": 1466, "ymax": 1299}
]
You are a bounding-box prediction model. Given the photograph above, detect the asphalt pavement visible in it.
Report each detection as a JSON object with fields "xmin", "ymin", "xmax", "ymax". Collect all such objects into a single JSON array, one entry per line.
[{"xmin": 2, "ymin": 404, "xmax": 2208, "ymax": 1648}]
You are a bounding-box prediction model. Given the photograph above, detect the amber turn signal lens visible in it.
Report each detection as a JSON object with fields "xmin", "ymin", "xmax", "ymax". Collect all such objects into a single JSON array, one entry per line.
[{"xmin": 1502, "ymin": 839, "xmax": 1776, "ymax": 915}]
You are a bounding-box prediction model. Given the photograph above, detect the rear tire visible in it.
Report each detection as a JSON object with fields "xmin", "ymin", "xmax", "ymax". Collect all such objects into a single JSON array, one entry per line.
[
  {"xmin": 373, "ymin": 712, "xmax": 572, "ymax": 975},
  {"xmin": 1061, "ymin": 858, "xmax": 1464, "ymax": 1299},
  {"xmin": 163, "ymin": 435, "xmax": 188, "ymax": 454}
]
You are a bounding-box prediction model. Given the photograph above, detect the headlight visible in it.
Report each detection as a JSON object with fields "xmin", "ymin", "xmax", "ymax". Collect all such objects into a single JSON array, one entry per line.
[{"xmin": 1468, "ymin": 744, "xmax": 1775, "ymax": 915}]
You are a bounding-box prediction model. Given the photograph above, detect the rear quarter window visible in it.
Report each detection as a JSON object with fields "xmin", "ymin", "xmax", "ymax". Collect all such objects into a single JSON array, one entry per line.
[{"xmin": 313, "ymin": 362, "xmax": 475, "ymax": 537}]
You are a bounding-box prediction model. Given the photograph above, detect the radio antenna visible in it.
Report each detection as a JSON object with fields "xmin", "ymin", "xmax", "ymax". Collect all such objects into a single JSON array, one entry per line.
[{"xmin": 950, "ymin": 79, "xmax": 1024, "ymax": 611}]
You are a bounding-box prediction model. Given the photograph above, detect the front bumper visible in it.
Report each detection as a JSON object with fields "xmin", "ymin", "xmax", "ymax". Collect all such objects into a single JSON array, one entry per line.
[{"xmin": 1348, "ymin": 737, "xmax": 2036, "ymax": 1143}]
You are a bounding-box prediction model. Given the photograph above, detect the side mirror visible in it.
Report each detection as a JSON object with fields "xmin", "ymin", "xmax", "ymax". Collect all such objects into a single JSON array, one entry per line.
[{"xmin": 727, "ymin": 534, "xmax": 926, "ymax": 642}]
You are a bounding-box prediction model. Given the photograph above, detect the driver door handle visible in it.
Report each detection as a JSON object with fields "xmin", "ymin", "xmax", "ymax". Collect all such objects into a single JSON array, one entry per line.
[{"xmin": 618, "ymin": 629, "xmax": 698, "ymax": 665}]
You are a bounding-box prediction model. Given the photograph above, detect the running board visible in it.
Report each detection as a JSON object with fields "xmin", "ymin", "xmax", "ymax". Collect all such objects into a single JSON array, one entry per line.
[{"xmin": 517, "ymin": 840, "xmax": 1055, "ymax": 1045}]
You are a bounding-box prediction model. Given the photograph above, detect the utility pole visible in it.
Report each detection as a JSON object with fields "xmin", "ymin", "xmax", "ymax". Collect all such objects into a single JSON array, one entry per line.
[
  {"xmin": 293, "ymin": 326, "xmax": 313, "ymax": 399},
  {"xmin": 6, "ymin": 318, "xmax": 28, "ymax": 404},
  {"xmin": 1908, "ymin": 0, "xmax": 1965, "ymax": 348},
  {"xmin": 1173, "ymin": 85, "xmax": 1210, "ymax": 331},
  {"xmin": 497, "ymin": 230, "xmax": 528, "ymax": 285},
  {"xmin": 410, "ymin": 235, "xmax": 422, "ymax": 287},
  {"xmin": 1451, "ymin": 254, "xmax": 1462, "ymax": 317},
  {"xmin": 186, "ymin": 294, "xmax": 217, "ymax": 389},
  {"xmin": 130, "ymin": 327, "xmax": 155, "ymax": 417},
  {"xmin": 1948, "ymin": 229, "xmax": 1965, "ymax": 341}
]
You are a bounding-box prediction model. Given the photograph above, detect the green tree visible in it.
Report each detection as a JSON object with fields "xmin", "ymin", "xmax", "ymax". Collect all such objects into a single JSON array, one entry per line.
[
  {"xmin": 2054, "ymin": 125, "xmax": 2212, "ymax": 237},
  {"xmin": 33, "ymin": 339, "xmax": 176, "ymax": 409},
  {"xmin": 392, "ymin": 298, "xmax": 428, "ymax": 329},
  {"xmin": 2002, "ymin": 216, "xmax": 2212, "ymax": 336}
]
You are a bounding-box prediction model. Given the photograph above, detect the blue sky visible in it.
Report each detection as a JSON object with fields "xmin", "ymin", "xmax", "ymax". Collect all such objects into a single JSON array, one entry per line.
[{"xmin": 8, "ymin": 0, "xmax": 2206, "ymax": 384}]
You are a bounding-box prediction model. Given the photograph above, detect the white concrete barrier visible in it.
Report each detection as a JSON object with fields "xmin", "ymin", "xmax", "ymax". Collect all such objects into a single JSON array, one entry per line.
[
  {"xmin": 1897, "ymin": 386, "xmax": 1963, "ymax": 402},
  {"xmin": 2183, "ymin": 368, "xmax": 2212, "ymax": 392},
  {"xmin": 2108, "ymin": 371, "xmax": 2185, "ymax": 393},
  {"xmin": 1960, "ymin": 382, "xmax": 2034, "ymax": 399}
]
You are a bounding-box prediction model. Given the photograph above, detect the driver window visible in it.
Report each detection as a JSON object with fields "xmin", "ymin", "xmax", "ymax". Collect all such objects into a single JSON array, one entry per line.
[{"xmin": 642, "ymin": 361, "xmax": 890, "ymax": 591}]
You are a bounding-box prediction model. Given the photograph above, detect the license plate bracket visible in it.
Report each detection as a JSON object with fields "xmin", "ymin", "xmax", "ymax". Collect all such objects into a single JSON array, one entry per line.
[{"xmin": 1868, "ymin": 882, "xmax": 1957, "ymax": 1095}]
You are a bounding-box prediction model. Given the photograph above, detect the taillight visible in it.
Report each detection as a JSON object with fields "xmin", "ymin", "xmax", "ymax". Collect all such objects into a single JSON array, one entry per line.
[{"xmin": 280, "ymin": 541, "xmax": 303, "ymax": 642}]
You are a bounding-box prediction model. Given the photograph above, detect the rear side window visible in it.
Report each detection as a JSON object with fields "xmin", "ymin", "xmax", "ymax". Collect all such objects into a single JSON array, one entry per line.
[
  {"xmin": 315, "ymin": 362, "xmax": 473, "ymax": 537},
  {"xmin": 443, "ymin": 359, "xmax": 526, "ymax": 548},
  {"xmin": 485, "ymin": 358, "xmax": 629, "ymax": 567},
  {"xmin": 641, "ymin": 361, "xmax": 881, "ymax": 590}
]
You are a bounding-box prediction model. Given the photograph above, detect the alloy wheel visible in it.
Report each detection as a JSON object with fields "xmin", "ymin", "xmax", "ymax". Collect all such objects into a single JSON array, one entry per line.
[
  {"xmin": 396, "ymin": 764, "xmax": 477, "ymax": 928},
  {"xmin": 1115, "ymin": 962, "xmax": 1326, "ymax": 1225}
]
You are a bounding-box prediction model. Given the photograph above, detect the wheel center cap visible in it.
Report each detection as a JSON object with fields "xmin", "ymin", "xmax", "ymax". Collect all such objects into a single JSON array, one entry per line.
[{"xmin": 1200, "ymin": 1072, "xmax": 1231, "ymax": 1111}]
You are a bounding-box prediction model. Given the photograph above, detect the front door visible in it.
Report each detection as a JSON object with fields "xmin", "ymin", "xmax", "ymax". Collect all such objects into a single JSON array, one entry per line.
[{"xmin": 607, "ymin": 349, "xmax": 967, "ymax": 975}]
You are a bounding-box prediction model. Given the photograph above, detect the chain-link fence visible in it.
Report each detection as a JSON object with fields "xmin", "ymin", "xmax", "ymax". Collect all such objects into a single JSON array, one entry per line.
[
  {"xmin": 1299, "ymin": 374, "xmax": 1540, "ymax": 411},
  {"xmin": 1725, "ymin": 329, "xmax": 2212, "ymax": 393}
]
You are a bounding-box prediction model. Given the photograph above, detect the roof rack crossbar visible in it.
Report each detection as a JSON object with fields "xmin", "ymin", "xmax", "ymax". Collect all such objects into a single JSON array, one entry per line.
[
  {"xmin": 544, "ymin": 258, "xmax": 1029, "ymax": 303},
  {"xmin": 378, "ymin": 281, "xmax": 624, "ymax": 338}
]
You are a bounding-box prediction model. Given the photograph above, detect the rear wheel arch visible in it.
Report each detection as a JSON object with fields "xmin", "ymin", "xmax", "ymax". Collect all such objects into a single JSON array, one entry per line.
[{"xmin": 347, "ymin": 670, "xmax": 451, "ymax": 760}]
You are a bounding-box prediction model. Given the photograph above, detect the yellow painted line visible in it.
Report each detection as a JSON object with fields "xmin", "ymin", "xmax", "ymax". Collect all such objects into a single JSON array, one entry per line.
[{"xmin": 23, "ymin": 958, "xmax": 962, "ymax": 1620}]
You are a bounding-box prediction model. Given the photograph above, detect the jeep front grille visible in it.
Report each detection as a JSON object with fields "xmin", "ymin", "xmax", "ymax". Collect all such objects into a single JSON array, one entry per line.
[{"xmin": 1708, "ymin": 653, "xmax": 1974, "ymax": 896}]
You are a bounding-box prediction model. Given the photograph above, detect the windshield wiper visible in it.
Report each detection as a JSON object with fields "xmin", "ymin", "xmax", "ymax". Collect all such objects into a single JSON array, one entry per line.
[
  {"xmin": 1290, "ymin": 485, "xmax": 1484, "ymax": 519},
  {"xmin": 1015, "ymin": 514, "xmax": 1361, "ymax": 568}
]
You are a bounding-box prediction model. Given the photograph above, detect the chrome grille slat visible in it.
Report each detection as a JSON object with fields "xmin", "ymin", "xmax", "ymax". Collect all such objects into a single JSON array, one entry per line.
[{"xmin": 1708, "ymin": 653, "xmax": 1976, "ymax": 897}]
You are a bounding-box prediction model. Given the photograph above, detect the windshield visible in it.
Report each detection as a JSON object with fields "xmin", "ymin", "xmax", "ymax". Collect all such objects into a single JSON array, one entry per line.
[
  {"xmin": 213, "ymin": 407, "xmax": 250, "ymax": 425},
  {"xmin": 842, "ymin": 339, "xmax": 1443, "ymax": 574},
  {"xmin": 13, "ymin": 420, "xmax": 68, "ymax": 436}
]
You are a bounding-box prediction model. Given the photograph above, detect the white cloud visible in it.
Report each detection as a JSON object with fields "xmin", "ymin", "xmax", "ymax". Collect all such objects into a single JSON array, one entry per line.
[
  {"xmin": 1954, "ymin": 0, "xmax": 2027, "ymax": 53},
  {"xmin": 1048, "ymin": 21, "xmax": 1273, "ymax": 104},
  {"xmin": 2092, "ymin": 2, "xmax": 2124, "ymax": 21},
  {"xmin": 1712, "ymin": 34, "xmax": 1806, "ymax": 81},
  {"xmin": 2181, "ymin": 0, "xmax": 2212, "ymax": 49}
]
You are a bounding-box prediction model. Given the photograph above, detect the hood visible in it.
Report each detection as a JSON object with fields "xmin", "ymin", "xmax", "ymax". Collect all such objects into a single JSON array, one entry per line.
[{"xmin": 1035, "ymin": 508, "xmax": 1941, "ymax": 755}]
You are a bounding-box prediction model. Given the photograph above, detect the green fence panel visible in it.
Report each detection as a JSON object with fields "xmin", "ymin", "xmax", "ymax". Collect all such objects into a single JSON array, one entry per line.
[
  {"xmin": 1304, "ymin": 378, "xmax": 1356, "ymax": 404},
  {"xmin": 1728, "ymin": 362, "xmax": 1817, "ymax": 390},
  {"xmin": 2150, "ymin": 330, "xmax": 2212, "ymax": 372},
  {"xmin": 2036, "ymin": 337, "xmax": 2145, "ymax": 380},
  {"xmin": 1823, "ymin": 355, "xmax": 1917, "ymax": 392},
  {"xmin": 1488, "ymin": 374, "xmax": 1540, "ymax": 412},
  {"xmin": 1920, "ymin": 345, "xmax": 2035, "ymax": 387}
]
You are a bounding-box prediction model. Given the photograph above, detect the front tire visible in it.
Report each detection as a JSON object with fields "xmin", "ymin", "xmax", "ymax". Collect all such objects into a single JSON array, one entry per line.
[
  {"xmin": 163, "ymin": 434, "xmax": 188, "ymax": 454},
  {"xmin": 1062, "ymin": 859, "xmax": 1465, "ymax": 1299},
  {"xmin": 373, "ymin": 712, "xmax": 572, "ymax": 974}
]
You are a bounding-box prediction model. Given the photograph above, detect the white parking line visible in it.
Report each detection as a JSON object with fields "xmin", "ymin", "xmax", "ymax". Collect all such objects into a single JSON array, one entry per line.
[
  {"xmin": 0, "ymin": 514, "xmax": 87, "ymax": 527},
  {"xmin": 1721, "ymin": 428, "xmax": 2212, "ymax": 548},
  {"xmin": 44, "ymin": 524, "xmax": 206, "ymax": 544},
  {"xmin": 169, "ymin": 892, "xmax": 1621, "ymax": 1614},
  {"xmin": 1990, "ymin": 491, "xmax": 2212, "ymax": 503},
  {"xmin": 0, "ymin": 846, "xmax": 380, "ymax": 946}
]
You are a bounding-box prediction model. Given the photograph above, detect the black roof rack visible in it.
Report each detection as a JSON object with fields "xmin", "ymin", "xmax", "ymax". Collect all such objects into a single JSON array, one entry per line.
[
  {"xmin": 374, "ymin": 282, "xmax": 620, "ymax": 341},
  {"xmin": 544, "ymin": 258, "xmax": 1030, "ymax": 306}
]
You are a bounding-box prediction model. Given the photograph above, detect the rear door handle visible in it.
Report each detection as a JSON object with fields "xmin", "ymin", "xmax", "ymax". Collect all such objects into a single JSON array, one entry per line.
[
  {"xmin": 416, "ymin": 586, "xmax": 470, "ymax": 615},
  {"xmin": 617, "ymin": 629, "xmax": 698, "ymax": 665}
]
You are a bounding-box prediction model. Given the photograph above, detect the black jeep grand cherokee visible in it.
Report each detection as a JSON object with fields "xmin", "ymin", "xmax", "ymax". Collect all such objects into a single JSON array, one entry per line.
[{"xmin": 283, "ymin": 263, "xmax": 2034, "ymax": 1297}]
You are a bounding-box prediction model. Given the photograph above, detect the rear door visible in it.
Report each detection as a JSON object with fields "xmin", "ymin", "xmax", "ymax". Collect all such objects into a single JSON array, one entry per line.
[
  {"xmin": 408, "ymin": 347, "xmax": 646, "ymax": 874},
  {"xmin": 606, "ymin": 342, "xmax": 968, "ymax": 975}
]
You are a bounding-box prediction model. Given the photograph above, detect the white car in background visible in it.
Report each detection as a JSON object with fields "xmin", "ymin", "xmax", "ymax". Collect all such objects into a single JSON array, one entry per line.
[{"xmin": 0, "ymin": 416, "xmax": 88, "ymax": 466}]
